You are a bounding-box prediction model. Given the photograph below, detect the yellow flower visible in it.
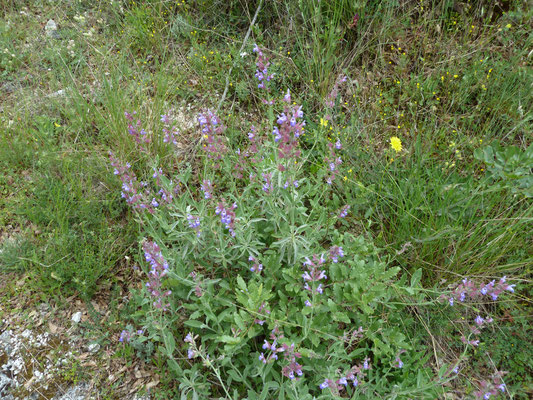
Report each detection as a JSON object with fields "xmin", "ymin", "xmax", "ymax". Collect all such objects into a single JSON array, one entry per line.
[
  {"xmin": 320, "ymin": 118, "xmax": 328, "ymax": 127},
  {"xmin": 390, "ymin": 136, "xmax": 402, "ymax": 152}
]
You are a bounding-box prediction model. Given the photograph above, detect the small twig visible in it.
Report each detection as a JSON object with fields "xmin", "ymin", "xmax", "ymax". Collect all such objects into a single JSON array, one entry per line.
[{"xmin": 215, "ymin": 0, "xmax": 263, "ymax": 114}]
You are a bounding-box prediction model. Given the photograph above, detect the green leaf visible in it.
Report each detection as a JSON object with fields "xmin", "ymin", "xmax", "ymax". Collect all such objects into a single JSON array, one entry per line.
[
  {"xmin": 237, "ymin": 275, "xmax": 247, "ymax": 292},
  {"xmin": 163, "ymin": 329, "xmax": 176, "ymax": 357},
  {"xmin": 227, "ymin": 369, "xmax": 243, "ymax": 382},
  {"xmin": 184, "ymin": 319, "xmax": 208, "ymax": 329},
  {"xmin": 234, "ymin": 313, "xmax": 246, "ymax": 331},
  {"xmin": 167, "ymin": 358, "xmax": 182, "ymax": 375},
  {"xmin": 218, "ymin": 335, "xmax": 241, "ymax": 345},
  {"xmin": 411, "ymin": 268, "xmax": 422, "ymax": 287}
]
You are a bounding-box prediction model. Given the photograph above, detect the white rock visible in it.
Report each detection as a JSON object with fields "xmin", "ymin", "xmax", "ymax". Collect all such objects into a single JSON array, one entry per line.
[
  {"xmin": 49, "ymin": 89, "xmax": 65, "ymax": 97},
  {"xmin": 71, "ymin": 312, "xmax": 82, "ymax": 323},
  {"xmin": 87, "ymin": 343, "xmax": 100, "ymax": 353},
  {"xmin": 45, "ymin": 19, "xmax": 57, "ymax": 34}
]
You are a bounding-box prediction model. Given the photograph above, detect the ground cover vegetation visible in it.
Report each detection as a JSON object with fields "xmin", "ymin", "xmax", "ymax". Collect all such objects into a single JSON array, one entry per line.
[{"xmin": 0, "ymin": 0, "xmax": 531, "ymax": 398}]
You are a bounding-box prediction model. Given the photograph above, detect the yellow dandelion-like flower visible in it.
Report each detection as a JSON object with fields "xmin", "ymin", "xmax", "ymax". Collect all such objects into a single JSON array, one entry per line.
[
  {"xmin": 390, "ymin": 136, "xmax": 402, "ymax": 152},
  {"xmin": 320, "ymin": 118, "xmax": 328, "ymax": 127}
]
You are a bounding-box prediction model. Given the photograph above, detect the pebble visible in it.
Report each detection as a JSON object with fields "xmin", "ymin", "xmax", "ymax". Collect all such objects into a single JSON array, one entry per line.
[
  {"xmin": 45, "ymin": 19, "xmax": 60, "ymax": 39},
  {"xmin": 87, "ymin": 343, "xmax": 100, "ymax": 353},
  {"xmin": 71, "ymin": 312, "xmax": 82, "ymax": 323}
]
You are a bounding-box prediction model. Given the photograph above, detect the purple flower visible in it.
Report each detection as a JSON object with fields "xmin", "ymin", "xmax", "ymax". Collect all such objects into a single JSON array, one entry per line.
[
  {"xmin": 475, "ymin": 316, "xmax": 484, "ymax": 326},
  {"xmin": 329, "ymin": 246, "xmax": 344, "ymax": 263},
  {"xmin": 143, "ymin": 241, "xmax": 172, "ymax": 310},
  {"xmin": 262, "ymin": 173, "xmax": 272, "ymax": 193},
  {"xmin": 215, "ymin": 200, "xmax": 237, "ymax": 236},
  {"xmin": 449, "ymin": 297, "xmax": 454, "ymax": 306},
  {"xmin": 338, "ymin": 205, "xmax": 350, "ymax": 218},
  {"xmin": 335, "ymin": 139, "xmax": 342, "ymax": 149},
  {"xmin": 201, "ymin": 179, "xmax": 213, "ymax": 199},
  {"xmin": 187, "ymin": 348, "xmax": 195, "ymax": 359},
  {"xmin": 198, "ymin": 110, "xmax": 227, "ymax": 164},
  {"xmin": 187, "ymin": 214, "xmax": 201, "ymax": 237},
  {"xmin": 277, "ymin": 113, "xmax": 287, "ymax": 125},
  {"xmin": 119, "ymin": 330, "xmax": 131, "ymax": 342},
  {"xmin": 319, "ymin": 379, "xmax": 329, "ymax": 389},
  {"xmin": 395, "ymin": 356, "xmax": 404, "ymax": 368}
]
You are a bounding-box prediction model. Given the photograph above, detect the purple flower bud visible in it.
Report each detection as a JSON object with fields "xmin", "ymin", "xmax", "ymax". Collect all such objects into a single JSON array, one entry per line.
[{"xmin": 283, "ymin": 89, "xmax": 291, "ymax": 103}]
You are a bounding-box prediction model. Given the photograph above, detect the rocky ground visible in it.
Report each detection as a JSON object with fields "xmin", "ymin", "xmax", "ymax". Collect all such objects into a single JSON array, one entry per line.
[{"xmin": 0, "ymin": 273, "xmax": 159, "ymax": 400}]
